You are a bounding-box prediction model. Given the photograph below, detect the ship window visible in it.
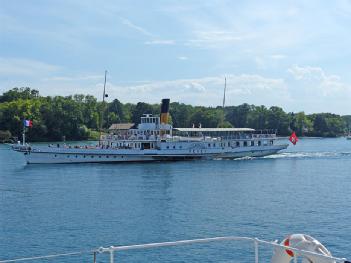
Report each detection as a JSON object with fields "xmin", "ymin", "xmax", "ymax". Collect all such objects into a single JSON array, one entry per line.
[
  {"xmin": 244, "ymin": 141, "xmax": 247, "ymax": 147},
  {"xmin": 258, "ymin": 141, "xmax": 261, "ymax": 146},
  {"xmin": 54, "ymin": 154, "xmax": 57, "ymax": 157},
  {"xmin": 270, "ymin": 140, "xmax": 274, "ymax": 145},
  {"xmin": 236, "ymin": 142, "xmax": 240, "ymax": 147},
  {"xmin": 83, "ymin": 155, "xmax": 86, "ymax": 158},
  {"xmin": 114, "ymin": 156, "xmax": 117, "ymax": 158},
  {"xmin": 75, "ymin": 155, "xmax": 78, "ymax": 158},
  {"xmin": 166, "ymin": 146, "xmax": 169, "ymax": 149},
  {"xmin": 179, "ymin": 146, "xmax": 182, "ymax": 149},
  {"xmin": 213, "ymin": 143, "xmax": 216, "ymax": 147},
  {"xmin": 251, "ymin": 141, "xmax": 254, "ymax": 146},
  {"xmin": 228, "ymin": 142, "xmax": 230, "ymax": 147},
  {"xmin": 208, "ymin": 143, "xmax": 211, "ymax": 147},
  {"xmin": 91, "ymin": 156, "xmax": 94, "ymax": 158},
  {"xmin": 173, "ymin": 146, "xmax": 176, "ymax": 149},
  {"xmin": 99, "ymin": 156, "xmax": 101, "ymax": 158}
]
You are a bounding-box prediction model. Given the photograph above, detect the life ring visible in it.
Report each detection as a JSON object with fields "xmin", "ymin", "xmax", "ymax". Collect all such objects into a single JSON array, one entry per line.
[{"xmin": 271, "ymin": 234, "xmax": 335, "ymax": 263}]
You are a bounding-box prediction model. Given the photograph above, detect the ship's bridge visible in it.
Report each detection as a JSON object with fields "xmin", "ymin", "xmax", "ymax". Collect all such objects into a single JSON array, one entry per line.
[
  {"xmin": 138, "ymin": 114, "xmax": 160, "ymax": 130},
  {"xmin": 138, "ymin": 114, "xmax": 172, "ymax": 131}
]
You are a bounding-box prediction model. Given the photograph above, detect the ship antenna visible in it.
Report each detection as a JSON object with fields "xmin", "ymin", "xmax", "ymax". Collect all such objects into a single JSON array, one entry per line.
[{"xmin": 99, "ymin": 70, "xmax": 108, "ymax": 146}]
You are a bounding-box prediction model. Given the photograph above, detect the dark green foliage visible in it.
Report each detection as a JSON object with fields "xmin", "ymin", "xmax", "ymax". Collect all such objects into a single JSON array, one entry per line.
[
  {"xmin": 0, "ymin": 87, "xmax": 348, "ymax": 141},
  {"xmin": 0, "ymin": 87, "xmax": 39, "ymax": 102},
  {"xmin": 309, "ymin": 113, "xmax": 346, "ymax": 137},
  {"xmin": 0, "ymin": 130, "xmax": 12, "ymax": 142}
]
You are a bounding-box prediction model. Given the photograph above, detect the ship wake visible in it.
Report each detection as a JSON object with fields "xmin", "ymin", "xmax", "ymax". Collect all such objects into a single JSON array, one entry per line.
[{"xmin": 262, "ymin": 151, "xmax": 351, "ymax": 160}]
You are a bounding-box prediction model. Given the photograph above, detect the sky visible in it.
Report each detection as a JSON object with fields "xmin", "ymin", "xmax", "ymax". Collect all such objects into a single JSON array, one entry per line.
[{"xmin": 1, "ymin": 0, "xmax": 351, "ymax": 114}]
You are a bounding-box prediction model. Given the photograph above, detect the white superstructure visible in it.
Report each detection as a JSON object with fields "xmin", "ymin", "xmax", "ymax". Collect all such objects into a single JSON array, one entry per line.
[{"xmin": 12, "ymin": 99, "xmax": 288, "ymax": 164}]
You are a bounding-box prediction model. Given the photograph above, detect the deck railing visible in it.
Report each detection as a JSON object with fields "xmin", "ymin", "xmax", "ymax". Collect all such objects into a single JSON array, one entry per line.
[{"xmin": 0, "ymin": 235, "xmax": 348, "ymax": 263}]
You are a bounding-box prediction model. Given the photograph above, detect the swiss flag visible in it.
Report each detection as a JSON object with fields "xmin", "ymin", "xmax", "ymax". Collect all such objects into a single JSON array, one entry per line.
[{"xmin": 289, "ymin": 131, "xmax": 298, "ymax": 145}]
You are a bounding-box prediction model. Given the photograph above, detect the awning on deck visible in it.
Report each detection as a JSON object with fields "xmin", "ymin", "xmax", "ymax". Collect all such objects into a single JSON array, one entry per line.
[{"xmin": 173, "ymin": 128, "xmax": 255, "ymax": 132}]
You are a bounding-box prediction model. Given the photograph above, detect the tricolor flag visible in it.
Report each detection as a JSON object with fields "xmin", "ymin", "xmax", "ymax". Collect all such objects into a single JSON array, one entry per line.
[
  {"xmin": 23, "ymin": 120, "xmax": 33, "ymax": 128},
  {"xmin": 289, "ymin": 131, "xmax": 298, "ymax": 145}
]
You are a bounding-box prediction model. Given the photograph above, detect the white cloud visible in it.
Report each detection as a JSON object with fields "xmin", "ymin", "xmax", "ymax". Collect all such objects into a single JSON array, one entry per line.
[
  {"xmin": 103, "ymin": 74, "xmax": 289, "ymax": 107},
  {"xmin": 0, "ymin": 57, "xmax": 60, "ymax": 76},
  {"xmin": 144, "ymin": 40, "xmax": 175, "ymax": 45},
  {"xmin": 271, "ymin": 54, "xmax": 286, "ymax": 60},
  {"xmin": 186, "ymin": 30, "xmax": 248, "ymax": 48},
  {"xmin": 42, "ymin": 75, "xmax": 104, "ymax": 82},
  {"xmin": 183, "ymin": 82, "xmax": 205, "ymax": 92},
  {"xmin": 254, "ymin": 57, "xmax": 266, "ymax": 69},
  {"xmin": 119, "ymin": 17, "xmax": 177, "ymax": 47},
  {"xmin": 288, "ymin": 65, "xmax": 349, "ymax": 96},
  {"xmin": 119, "ymin": 17, "xmax": 154, "ymax": 37},
  {"xmin": 177, "ymin": 56, "xmax": 188, "ymax": 60}
]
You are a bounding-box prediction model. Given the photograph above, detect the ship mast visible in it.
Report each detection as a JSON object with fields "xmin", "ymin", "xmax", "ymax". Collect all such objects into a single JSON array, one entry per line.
[
  {"xmin": 222, "ymin": 77, "xmax": 226, "ymax": 109},
  {"xmin": 99, "ymin": 70, "xmax": 108, "ymax": 145},
  {"xmin": 221, "ymin": 77, "xmax": 226, "ymax": 127}
]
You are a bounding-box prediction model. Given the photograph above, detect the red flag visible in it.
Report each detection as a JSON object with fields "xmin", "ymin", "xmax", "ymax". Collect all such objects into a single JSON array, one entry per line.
[{"xmin": 289, "ymin": 131, "xmax": 298, "ymax": 145}]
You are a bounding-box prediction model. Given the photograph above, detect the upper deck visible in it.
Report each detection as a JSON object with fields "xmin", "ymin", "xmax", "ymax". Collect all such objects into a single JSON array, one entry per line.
[{"xmin": 103, "ymin": 118, "xmax": 277, "ymax": 143}]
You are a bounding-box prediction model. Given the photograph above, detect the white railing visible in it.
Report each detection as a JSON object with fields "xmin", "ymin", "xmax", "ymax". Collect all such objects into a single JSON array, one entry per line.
[{"xmin": 0, "ymin": 235, "xmax": 348, "ymax": 263}]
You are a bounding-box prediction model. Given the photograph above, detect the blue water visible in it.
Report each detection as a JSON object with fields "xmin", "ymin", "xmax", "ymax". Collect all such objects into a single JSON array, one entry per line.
[{"xmin": 0, "ymin": 138, "xmax": 351, "ymax": 262}]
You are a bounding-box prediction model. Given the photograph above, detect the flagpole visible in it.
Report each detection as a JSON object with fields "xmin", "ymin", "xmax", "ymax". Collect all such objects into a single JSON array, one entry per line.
[{"xmin": 22, "ymin": 120, "xmax": 26, "ymax": 145}]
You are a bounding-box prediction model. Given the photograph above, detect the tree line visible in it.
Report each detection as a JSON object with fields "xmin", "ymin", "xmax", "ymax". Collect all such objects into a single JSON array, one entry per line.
[{"xmin": 0, "ymin": 87, "xmax": 350, "ymax": 142}]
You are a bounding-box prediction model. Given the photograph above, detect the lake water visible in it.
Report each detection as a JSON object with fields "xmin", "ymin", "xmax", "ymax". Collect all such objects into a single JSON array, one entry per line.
[{"xmin": 0, "ymin": 138, "xmax": 351, "ymax": 262}]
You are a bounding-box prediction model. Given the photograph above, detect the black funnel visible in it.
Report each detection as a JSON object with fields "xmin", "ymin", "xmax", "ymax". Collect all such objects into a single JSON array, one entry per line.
[{"xmin": 161, "ymin": 99, "xmax": 170, "ymax": 113}]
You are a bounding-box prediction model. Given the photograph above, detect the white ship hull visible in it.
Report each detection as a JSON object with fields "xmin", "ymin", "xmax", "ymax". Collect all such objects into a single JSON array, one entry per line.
[{"xmin": 13, "ymin": 144, "xmax": 288, "ymax": 164}]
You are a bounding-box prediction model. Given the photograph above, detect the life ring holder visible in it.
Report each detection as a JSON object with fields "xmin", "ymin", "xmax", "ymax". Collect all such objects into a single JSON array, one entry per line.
[{"xmin": 271, "ymin": 234, "xmax": 336, "ymax": 263}]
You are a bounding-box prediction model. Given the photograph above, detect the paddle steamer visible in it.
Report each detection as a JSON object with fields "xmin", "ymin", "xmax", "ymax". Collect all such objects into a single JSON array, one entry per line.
[{"xmin": 12, "ymin": 99, "xmax": 288, "ymax": 164}]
